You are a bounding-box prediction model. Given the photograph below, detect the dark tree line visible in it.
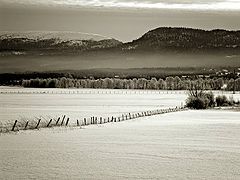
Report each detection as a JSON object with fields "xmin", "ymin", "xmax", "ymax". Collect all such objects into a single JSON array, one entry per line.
[{"xmin": 22, "ymin": 77, "xmax": 240, "ymax": 91}]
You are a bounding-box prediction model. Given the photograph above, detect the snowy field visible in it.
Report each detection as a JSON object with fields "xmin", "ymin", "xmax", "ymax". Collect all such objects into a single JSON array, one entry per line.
[
  {"xmin": 0, "ymin": 110, "xmax": 240, "ymax": 179},
  {"xmin": 0, "ymin": 86, "xmax": 189, "ymax": 125},
  {"xmin": 1, "ymin": 86, "xmax": 240, "ymax": 125}
]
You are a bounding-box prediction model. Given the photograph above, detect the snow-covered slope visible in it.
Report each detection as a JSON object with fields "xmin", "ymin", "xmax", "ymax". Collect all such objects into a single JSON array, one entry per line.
[
  {"xmin": 0, "ymin": 31, "xmax": 111, "ymax": 41},
  {"xmin": 0, "ymin": 31, "xmax": 122, "ymax": 55}
]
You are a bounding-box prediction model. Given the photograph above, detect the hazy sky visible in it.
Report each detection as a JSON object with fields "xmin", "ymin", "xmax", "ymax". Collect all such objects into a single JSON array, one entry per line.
[
  {"xmin": 1, "ymin": 0, "xmax": 240, "ymax": 41},
  {"xmin": 1, "ymin": 0, "xmax": 240, "ymax": 10}
]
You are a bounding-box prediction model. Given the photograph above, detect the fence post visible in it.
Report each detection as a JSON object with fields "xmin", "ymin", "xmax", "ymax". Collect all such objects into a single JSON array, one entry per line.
[
  {"xmin": 56, "ymin": 117, "xmax": 60, "ymax": 125},
  {"xmin": 65, "ymin": 118, "xmax": 69, "ymax": 126},
  {"xmin": 24, "ymin": 121, "xmax": 29, "ymax": 130},
  {"xmin": 61, "ymin": 115, "xmax": 66, "ymax": 126},
  {"xmin": 35, "ymin": 119, "xmax": 41, "ymax": 129},
  {"xmin": 84, "ymin": 118, "xmax": 86, "ymax": 125},
  {"xmin": 47, "ymin": 119, "xmax": 52, "ymax": 127},
  {"xmin": 12, "ymin": 120, "xmax": 17, "ymax": 131},
  {"xmin": 77, "ymin": 119, "xmax": 79, "ymax": 126}
]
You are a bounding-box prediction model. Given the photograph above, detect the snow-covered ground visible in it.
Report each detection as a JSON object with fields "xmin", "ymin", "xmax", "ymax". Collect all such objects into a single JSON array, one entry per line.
[
  {"xmin": 1, "ymin": 86, "xmax": 239, "ymax": 125},
  {"xmin": 0, "ymin": 110, "xmax": 240, "ymax": 179},
  {"xmin": 0, "ymin": 87, "xmax": 189, "ymax": 125}
]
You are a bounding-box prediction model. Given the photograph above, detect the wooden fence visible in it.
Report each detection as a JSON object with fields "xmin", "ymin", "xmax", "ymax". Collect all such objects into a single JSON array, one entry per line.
[
  {"xmin": 0, "ymin": 106, "xmax": 187, "ymax": 133},
  {"xmin": 1, "ymin": 89, "xmax": 239, "ymax": 95},
  {"xmin": 0, "ymin": 90, "xmax": 188, "ymax": 95}
]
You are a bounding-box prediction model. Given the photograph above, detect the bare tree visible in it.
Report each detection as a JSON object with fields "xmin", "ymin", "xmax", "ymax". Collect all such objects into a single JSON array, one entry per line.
[{"xmin": 188, "ymin": 80, "xmax": 205, "ymax": 98}]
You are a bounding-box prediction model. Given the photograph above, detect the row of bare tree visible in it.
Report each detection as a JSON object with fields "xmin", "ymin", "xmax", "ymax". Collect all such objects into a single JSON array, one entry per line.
[{"xmin": 22, "ymin": 76, "xmax": 240, "ymax": 91}]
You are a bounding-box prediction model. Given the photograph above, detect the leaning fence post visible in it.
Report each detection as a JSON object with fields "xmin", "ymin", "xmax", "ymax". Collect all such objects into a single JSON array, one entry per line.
[
  {"xmin": 65, "ymin": 118, "xmax": 69, "ymax": 126},
  {"xmin": 35, "ymin": 119, "xmax": 41, "ymax": 129},
  {"xmin": 12, "ymin": 120, "xmax": 17, "ymax": 131},
  {"xmin": 47, "ymin": 119, "xmax": 52, "ymax": 127},
  {"xmin": 61, "ymin": 115, "xmax": 66, "ymax": 126},
  {"xmin": 56, "ymin": 117, "xmax": 60, "ymax": 125},
  {"xmin": 24, "ymin": 121, "xmax": 29, "ymax": 130}
]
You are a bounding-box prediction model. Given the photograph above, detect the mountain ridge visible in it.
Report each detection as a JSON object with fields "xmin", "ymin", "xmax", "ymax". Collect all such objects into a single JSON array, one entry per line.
[
  {"xmin": 121, "ymin": 27, "xmax": 240, "ymax": 53},
  {"xmin": 1, "ymin": 27, "xmax": 240, "ymax": 55},
  {"xmin": 0, "ymin": 31, "xmax": 122, "ymax": 55},
  {"xmin": 0, "ymin": 31, "xmax": 112, "ymax": 41}
]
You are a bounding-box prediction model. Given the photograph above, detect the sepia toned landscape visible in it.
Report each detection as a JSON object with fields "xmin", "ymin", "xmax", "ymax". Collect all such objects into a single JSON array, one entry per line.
[{"xmin": 1, "ymin": 0, "xmax": 240, "ymax": 179}]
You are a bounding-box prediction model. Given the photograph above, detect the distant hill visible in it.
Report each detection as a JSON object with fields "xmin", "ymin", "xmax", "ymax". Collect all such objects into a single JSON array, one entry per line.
[
  {"xmin": 1, "ymin": 28, "xmax": 240, "ymax": 55},
  {"xmin": 0, "ymin": 28, "xmax": 240, "ymax": 73},
  {"xmin": 121, "ymin": 27, "xmax": 240, "ymax": 54},
  {"xmin": 0, "ymin": 31, "xmax": 122, "ymax": 55}
]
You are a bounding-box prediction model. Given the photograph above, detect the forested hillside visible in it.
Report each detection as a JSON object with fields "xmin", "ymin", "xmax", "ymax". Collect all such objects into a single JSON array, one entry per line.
[{"xmin": 122, "ymin": 27, "xmax": 240, "ymax": 53}]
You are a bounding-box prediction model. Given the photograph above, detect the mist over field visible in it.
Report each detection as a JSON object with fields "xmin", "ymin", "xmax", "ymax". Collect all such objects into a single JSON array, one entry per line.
[{"xmin": 1, "ymin": 53, "xmax": 240, "ymax": 73}]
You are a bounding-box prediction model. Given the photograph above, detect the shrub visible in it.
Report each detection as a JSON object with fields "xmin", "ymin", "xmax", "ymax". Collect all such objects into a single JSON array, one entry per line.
[
  {"xmin": 204, "ymin": 92, "xmax": 215, "ymax": 107},
  {"xmin": 215, "ymin": 95, "xmax": 240, "ymax": 107},
  {"xmin": 216, "ymin": 95, "xmax": 229, "ymax": 106},
  {"xmin": 186, "ymin": 92, "xmax": 215, "ymax": 109},
  {"xmin": 186, "ymin": 96, "xmax": 208, "ymax": 109}
]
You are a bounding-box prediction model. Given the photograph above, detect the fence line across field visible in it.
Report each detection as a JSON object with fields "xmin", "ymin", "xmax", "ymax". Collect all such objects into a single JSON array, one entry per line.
[
  {"xmin": 0, "ymin": 89, "xmax": 239, "ymax": 95},
  {"xmin": 1, "ymin": 106, "xmax": 187, "ymax": 133}
]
